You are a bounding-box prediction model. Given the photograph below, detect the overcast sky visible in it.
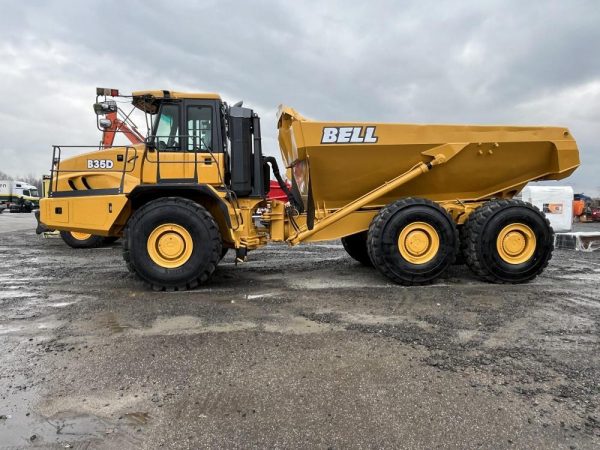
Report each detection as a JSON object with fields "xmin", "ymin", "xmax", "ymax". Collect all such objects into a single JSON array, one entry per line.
[{"xmin": 0, "ymin": 0, "xmax": 598, "ymax": 194}]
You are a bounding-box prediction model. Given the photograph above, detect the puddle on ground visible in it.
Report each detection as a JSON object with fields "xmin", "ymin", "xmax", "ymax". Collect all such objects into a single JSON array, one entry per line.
[
  {"xmin": 220, "ymin": 255, "xmax": 346, "ymax": 269},
  {"xmin": 0, "ymin": 411, "xmax": 121, "ymax": 447},
  {"xmin": 263, "ymin": 315, "xmax": 342, "ymax": 334},
  {"xmin": 122, "ymin": 412, "xmax": 150, "ymax": 425},
  {"xmin": 0, "ymin": 275, "xmax": 52, "ymax": 283},
  {"xmin": 337, "ymin": 312, "xmax": 406, "ymax": 326},
  {"xmin": 0, "ymin": 315, "xmax": 64, "ymax": 336},
  {"xmin": 0, "ymin": 290, "xmax": 38, "ymax": 299},
  {"xmin": 101, "ymin": 312, "xmax": 131, "ymax": 334},
  {"xmin": 49, "ymin": 301, "xmax": 75, "ymax": 308},
  {"xmin": 0, "ymin": 324, "xmax": 23, "ymax": 335},
  {"xmin": 160, "ymin": 287, "xmax": 237, "ymax": 295},
  {"xmin": 127, "ymin": 313, "xmax": 343, "ymax": 337},
  {"xmin": 131, "ymin": 316, "xmax": 256, "ymax": 336},
  {"xmin": 456, "ymin": 329, "xmax": 480, "ymax": 343},
  {"xmin": 246, "ymin": 292, "xmax": 275, "ymax": 300},
  {"xmin": 288, "ymin": 276, "xmax": 395, "ymax": 290},
  {"xmin": 0, "ymin": 372, "xmax": 118, "ymax": 447}
]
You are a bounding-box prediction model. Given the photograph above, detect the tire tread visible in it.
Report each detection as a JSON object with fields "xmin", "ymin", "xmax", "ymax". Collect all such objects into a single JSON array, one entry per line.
[
  {"xmin": 367, "ymin": 197, "xmax": 459, "ymax": 285},
  {"xmin": 122, "ymin": 197, "xmax": 221, "ymax": 291},
  {"xmin": 461, "ymin": 199, "xmax": 553, "ymax": 283}
]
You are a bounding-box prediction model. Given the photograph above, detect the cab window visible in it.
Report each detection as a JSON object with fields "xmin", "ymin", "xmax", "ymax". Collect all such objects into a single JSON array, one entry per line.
[
  {"xmin": 155, "ymin": 103, "xmax": 180, "ymax": 151},
  {"xmin": 23, "ymin": 190, "xmax": 30, "ymax": 196},
  {"xmin": 187, "ymin": 105, "xmax": 212, "ymax": 151}
]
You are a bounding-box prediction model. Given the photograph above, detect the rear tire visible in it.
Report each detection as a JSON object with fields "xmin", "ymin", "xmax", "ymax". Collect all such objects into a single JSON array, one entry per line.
[
  {"xmin": 462, "ymin": 199, "xmax": 553, "ymax": 283},
  {"xmin": 60, "ymin": 231, "xmax": 106, "ymax": 249},
  {"xmin": 123, "ymin": 197, "xmax": 222, "ymax": 291},
  {"xmin": 341, "ymin": 231, "xmax": 372, "ymax": 266},
  {"xmin": 367, "ymin": 198, "xmax": 458, "ymax": 285}
]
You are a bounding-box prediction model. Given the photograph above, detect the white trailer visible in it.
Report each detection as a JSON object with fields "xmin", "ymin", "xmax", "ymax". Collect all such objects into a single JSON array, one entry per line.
[
  {"xmin": 521, "ymin": 185, "xmax": 574, "ymax": 232},
  {"xmin": 0, "ymin": 180, "xmax": 40, "ymax": 213}
]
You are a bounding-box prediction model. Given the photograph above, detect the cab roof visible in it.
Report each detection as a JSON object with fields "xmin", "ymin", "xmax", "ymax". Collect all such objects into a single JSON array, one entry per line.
[
  {"xmin": 131, "ymin": 90, "xmax": 222, "ymax": 114},
  {"xmin": 131, "ymin": 90, "xmax": 221, "ymax": 100}
]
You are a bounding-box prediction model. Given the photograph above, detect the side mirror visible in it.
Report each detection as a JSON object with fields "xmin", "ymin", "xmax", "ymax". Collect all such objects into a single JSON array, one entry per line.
[
  {"xmin": 93, "ymin": 101, "xmax": 118, "ymax": 115},
  {"xmin": 99, "ymin": 118, "xmax": 112, "ymax": 129}
]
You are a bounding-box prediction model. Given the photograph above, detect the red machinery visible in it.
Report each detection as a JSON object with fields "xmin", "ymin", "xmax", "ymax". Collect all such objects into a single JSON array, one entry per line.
[
  {"xmin": 268, "ymin": 180, "xmax": 291, "ymax": 201},
  {"xmin": 100, "ymin": 110, "xmax": 145, "ymax": 147}
]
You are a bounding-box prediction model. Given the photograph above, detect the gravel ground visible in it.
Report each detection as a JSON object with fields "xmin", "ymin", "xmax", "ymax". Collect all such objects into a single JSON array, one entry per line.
[{"xmin": 0, "ymin": 213, "xmax": 599, "ymax": 449}]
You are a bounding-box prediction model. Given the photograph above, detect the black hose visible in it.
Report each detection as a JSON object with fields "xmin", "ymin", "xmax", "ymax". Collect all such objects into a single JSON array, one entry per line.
[{"xmin": 263, "ymin": 156, "xmax": 295, "ymax": 204}]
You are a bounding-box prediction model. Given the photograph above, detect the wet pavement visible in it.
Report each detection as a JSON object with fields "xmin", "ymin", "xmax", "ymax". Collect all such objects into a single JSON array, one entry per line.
[{"xmin": 0, "ymin": 213, "xmax": 599, "ymax": 448}]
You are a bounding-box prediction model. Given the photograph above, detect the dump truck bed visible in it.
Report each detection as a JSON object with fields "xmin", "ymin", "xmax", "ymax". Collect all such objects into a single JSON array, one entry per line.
[{"xmin": 277, "ymin": 106, "xmax": 580, "ymax": 209}]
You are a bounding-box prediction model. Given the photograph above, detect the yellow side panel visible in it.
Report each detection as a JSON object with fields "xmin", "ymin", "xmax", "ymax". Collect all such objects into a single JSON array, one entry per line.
[
  {"xmin": 45, "ymin": 199, "xmax": 69, "ymax": 224},
  {"xmin": 52, "ymin": 145, "xmax": 144, "ymax": 195},
  {"xmin": 141, "ymin": 152, "xmax": 225, "ymax": 185},
  {"xmin": 40, "ymin": 195, "xmax": 129, "ymax": 235}
]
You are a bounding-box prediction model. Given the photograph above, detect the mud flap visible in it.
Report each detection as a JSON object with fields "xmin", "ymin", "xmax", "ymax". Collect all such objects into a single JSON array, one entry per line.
[
  {"xmin": 290, "ymin": 176, "xmax": 305, "ymax": 214},
  {"xmin": 34, "ymin": 210, "xmax": 52, "ymax": 234},
  {"xmin": 307, "ymin": 178, "xmax": 315, "ymax": 231}
]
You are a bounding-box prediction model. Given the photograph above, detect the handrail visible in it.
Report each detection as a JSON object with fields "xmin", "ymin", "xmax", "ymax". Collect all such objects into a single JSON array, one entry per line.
[
  {"xmin": 143, "ymin": 152, "xmax": 218, "ymax": 164},
  {"xmin": 145, "ymin": 133, "xmax": 214, "ymax": 182},
  {"xmin": 49, "ymin": 145, "xmax": 139, "ymax": 196}
]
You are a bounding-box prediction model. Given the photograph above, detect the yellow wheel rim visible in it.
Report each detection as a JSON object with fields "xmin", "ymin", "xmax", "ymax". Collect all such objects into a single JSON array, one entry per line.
[
  {"xmin": 70, "ymin": 231, "xmax": 93, "ymax": 241},
  {"xmin": 496, "ymin": 223, "xmax": 536, "ymax": 264},
  {"xmin": 147, "ymin": 223, "xmax": 194, "ymax": 269},
  {"xmin": 397, "ymin": 222, "xmax": 440, "ymax": 264}
]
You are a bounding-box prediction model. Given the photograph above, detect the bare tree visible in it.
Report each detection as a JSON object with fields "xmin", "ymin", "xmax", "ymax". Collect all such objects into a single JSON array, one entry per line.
[
  {"xmin": 21, "ymin": 174, "xmax": 43, "ymax": 193},
  {"xmin": 0, "ymin": 171, "xmax": 42, "ymax": 192}
]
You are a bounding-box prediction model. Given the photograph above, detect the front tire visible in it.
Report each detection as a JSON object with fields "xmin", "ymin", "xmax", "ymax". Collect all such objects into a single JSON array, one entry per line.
[
  {"xmin": 462, "ymin": 199, "xmax": 553, "ymax": 283},
  {"xmin": 123, "ymin": 197, "xmax": 222, "ymax": 291},
  {"xmin": 367, "ymin": 198, "xmax": 458, "ymax": 285}
]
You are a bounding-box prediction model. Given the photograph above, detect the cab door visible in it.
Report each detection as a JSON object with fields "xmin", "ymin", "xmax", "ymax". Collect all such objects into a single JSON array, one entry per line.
[
  {"xmin": 142, "ymin": 100, "xmax": 224, "ymax": 185},
  {"xmin": 184, "ymin": 100, "xmax": 224, "ymax": 185}
]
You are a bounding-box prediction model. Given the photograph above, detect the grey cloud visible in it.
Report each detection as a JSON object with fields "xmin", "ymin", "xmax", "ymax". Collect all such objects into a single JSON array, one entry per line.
[{"xmin": 0, "ymin": 0, "xmax": 598, "ymax": 194}]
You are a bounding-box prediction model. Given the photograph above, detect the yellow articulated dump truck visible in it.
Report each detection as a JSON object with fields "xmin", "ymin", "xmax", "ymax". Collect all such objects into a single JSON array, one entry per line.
[{"xmin": 39, "ymin": 88, "xmax": 580, "ymax": 290}]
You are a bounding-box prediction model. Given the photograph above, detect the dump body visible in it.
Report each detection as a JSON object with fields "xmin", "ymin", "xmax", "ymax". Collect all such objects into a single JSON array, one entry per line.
[{"xmin": 278, "ymin": 106, "xmax": 580, "ymax": 210}]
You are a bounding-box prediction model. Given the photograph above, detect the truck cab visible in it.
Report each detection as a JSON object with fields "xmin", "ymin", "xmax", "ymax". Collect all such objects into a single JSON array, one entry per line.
[
  {"xmin": 40, "ymin": 89, "xmax": 280, "ymax": 252},
  {"xmin": 132, "ymin": 90, "xmax": 269, "ymax": 198},
  {"xmin": 0, "ymin": 180, "xmax": 40, "ymax": 212}
]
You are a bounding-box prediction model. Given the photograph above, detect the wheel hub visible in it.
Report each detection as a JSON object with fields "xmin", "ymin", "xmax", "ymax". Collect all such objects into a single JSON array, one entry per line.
[
  {"xmin": 398, "ymin": 222, "xmax": 440, "ymax": 264},
  {"xmin": 158, "ymin": 232, "xmax": 185, "ymax": 258},
  {"xmin": 496, "ymin": 223, "xmax": 536, "ymax": 264},
  {"xmin": 405, "ymin": 230, "xmax": 429, "ymax": 256},
  {"xmin": 147, "ymin": 224, "xmax": 193, "ymax": 268},
  {"xmin": 70, "ymin": 231, "xmax": 92, "ymax": 241}
]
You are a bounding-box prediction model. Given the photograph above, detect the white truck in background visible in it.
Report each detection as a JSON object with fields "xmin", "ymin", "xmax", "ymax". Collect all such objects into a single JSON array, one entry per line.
[
  {"xmin": 521, "ymin": 185, "xmax": 574, "ymax": 232},
  {"xmin": 0, "ymin": 180, "xmax": 40, "ymax": 213}
]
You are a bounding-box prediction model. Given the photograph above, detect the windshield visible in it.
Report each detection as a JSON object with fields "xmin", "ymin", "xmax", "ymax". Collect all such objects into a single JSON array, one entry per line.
[
  {"xmin": 30, "ymin": 189, "xmax": 39, "ymax": 197},
  {"xmin": 154, "ymin": 103, "xmax": 180, "ymax": 151}
]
